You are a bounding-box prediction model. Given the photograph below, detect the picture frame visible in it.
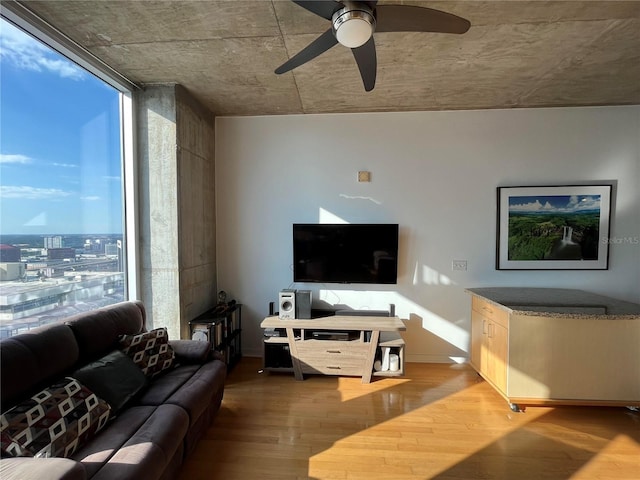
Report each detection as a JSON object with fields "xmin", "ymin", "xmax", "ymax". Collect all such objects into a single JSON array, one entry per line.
[{"xmin": 496, "ymin": 184, "xmax": 612, "ymax": 270}]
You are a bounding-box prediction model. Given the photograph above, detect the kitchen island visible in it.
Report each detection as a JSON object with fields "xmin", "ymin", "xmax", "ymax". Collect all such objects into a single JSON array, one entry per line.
[{"xmin": 466, "ymin": 287, "xmax": 640, "ymax": 411}]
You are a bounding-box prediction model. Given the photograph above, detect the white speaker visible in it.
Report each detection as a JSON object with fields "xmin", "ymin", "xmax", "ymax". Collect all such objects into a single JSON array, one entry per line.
[{"xmin": 279, "ymin": 289, "xmax": 296, "ymax": 319}]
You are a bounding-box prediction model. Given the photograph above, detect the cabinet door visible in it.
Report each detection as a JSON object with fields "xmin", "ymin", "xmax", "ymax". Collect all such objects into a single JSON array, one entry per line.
[
  {"xmin": 485, "ymin": 321, "xmax": 508, "ymax": 393},
  {"xmin": 470, "ymin": 313, "xmax": 484, "ymax": 372}
]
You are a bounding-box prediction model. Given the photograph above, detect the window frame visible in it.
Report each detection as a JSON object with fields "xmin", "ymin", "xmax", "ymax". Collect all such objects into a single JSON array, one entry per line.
[{"xmin": 1, "ymin": 2, "xmax": 140, "ymax": 301}]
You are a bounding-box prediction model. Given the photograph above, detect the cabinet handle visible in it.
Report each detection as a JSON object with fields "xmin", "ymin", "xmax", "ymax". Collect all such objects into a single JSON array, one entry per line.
[
  {"xmin": 326, "ymin": 350, "xmax": 342, "ymax": 354},
  {"xmin": 482, "ymin": 306, "xmax": 493, "ymax": 314},
  {"xmin": 488, "ymin": 323, "xmax": 494, "ymax": 338},
  {"xmin": 327, "ymin": 366, "xmax": 341, "ymax": 370},
  {"xmin": 482, "ymin": 319, "xmax": 487, "ymax": 335}
]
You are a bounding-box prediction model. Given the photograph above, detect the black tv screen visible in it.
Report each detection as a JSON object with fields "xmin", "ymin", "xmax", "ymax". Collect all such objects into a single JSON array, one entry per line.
[{"xmin": 293, "ymin": 224, "xmax": 399, "ymax": 284}]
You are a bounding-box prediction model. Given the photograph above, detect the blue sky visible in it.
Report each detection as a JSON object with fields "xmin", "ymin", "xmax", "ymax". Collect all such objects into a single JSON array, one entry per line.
[{"xmin": 0, "ymin": 19, "xmax": 122, "ymax": 235}]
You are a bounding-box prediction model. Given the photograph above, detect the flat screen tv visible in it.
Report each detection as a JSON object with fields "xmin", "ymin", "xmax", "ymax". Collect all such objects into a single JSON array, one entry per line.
[{"xmin": 293, "ymin": 223, "xmax": 399, "ymax": 284}]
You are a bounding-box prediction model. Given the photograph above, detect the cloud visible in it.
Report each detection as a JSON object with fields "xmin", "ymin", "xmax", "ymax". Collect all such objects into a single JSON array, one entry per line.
[
  {"xmin": 0, "ymin": 154, "xmax": 32, "ymax": 164},
  {"xmin": 572, "ymin": 196, "xmax": 601, "ymax": 211},
  {"xmin": 1, "ymin": 185, "xmax": 72, "ymax": 200},
  {"xmin": 81, "ymin": 196, "xmax": 101, "ymax": 201},
  {"xmin": 510, "ymin": 196, "xmax": 601, "ymax": 213},
  {"xmin": 0, "ymin": 20, "xmax": 85, "ymax": 80},
  {"xmin": 52, "ymin": 162, "xmax": 78, "ymax": 168},
  {"xmin": 510, "ymin": 200, "xmax": 553, "ymax": 212}
]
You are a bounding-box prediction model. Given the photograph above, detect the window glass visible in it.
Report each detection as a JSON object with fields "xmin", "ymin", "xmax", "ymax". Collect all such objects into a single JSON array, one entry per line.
[{"xmin": 0, "ymin": 19, "xmax": 127, "ymax": 337}]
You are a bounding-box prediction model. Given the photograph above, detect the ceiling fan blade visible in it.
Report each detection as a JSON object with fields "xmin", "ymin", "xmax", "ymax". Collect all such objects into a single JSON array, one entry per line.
[
  {"xmin": 292, "ymin": 0, "xmax": 343, "ymax": 21},
  {"xmin": 275, "ymin": 29, "xmax": 338, "ymax": 74},
  {"xmin": 375, "ymin": 5, "xmax": 470, "ymax": 34},
  {"xmin": 351, "ymin": 36, "xmax": 376, "ymax": 92}
]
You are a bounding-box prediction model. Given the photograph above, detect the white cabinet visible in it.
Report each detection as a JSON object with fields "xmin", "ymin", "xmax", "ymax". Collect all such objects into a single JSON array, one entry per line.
[
  {"xmin": 470, "ymin": 298, "xmax": 508, "ymax": 395},
  {"xmin": 468, "ymin": 290, "xmax": 640, "ymax": 410}
]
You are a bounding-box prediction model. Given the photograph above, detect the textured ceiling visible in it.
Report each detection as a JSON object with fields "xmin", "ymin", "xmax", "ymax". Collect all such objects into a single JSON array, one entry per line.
[{"xmin": 15, "ymin": 0, "xmax": 640, "ymax": 116}]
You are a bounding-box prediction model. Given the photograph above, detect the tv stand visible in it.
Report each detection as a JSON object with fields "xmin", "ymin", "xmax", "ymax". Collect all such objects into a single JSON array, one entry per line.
[{"xmin": 260, "ymin": 315, "xmax": 406, "ymax": 383}]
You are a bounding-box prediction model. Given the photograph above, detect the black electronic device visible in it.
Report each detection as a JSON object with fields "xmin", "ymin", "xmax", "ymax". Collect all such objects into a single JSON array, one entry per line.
[
  {"xmin": 311, "ymin": 331, "xmax": 354, "ymax": 341},
  {"xmin": 296, "ymin": 290, "xmax": 312, "ymax": 319},
  {"xmin": 293, "ymin": 223, "xmax": 399, "ymax": 284}
]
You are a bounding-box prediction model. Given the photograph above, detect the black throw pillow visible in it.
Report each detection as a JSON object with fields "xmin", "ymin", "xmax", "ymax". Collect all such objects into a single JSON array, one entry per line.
[{"xmin": 72, "ymin": 350, "xmax": 147, "ymax": 415}]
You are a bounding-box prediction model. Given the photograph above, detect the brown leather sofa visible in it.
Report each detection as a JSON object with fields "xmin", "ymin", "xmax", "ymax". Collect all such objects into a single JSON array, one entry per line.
[{"xmin": 0, "ymin": 301, "xmax": 226, "ymax": 480}]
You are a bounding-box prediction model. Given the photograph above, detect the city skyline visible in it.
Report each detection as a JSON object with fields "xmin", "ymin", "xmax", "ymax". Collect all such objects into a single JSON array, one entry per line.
[
  {"xmin": 0, "ymin": 232, "xmax": 123, "ymax": 248},
  {"xmin": 0, "ymin": 19, "xmax": 124, "ymax": 235}
]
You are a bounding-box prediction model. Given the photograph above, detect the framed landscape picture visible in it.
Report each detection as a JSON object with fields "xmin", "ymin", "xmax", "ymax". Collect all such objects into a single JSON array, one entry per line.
[{"xmin": 496, "ymin": 185, "xmax": 612, "ymax": 270}]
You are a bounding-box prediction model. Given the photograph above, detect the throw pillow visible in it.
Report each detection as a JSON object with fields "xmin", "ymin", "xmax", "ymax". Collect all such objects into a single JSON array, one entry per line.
[
  {"xmin": 72, "ymin": 350, "xmax": 147, "ymax": 415},
  {"xmin": 119, "ymin": 328, "xmax": 175, "ymax": 378},
  {"xmin": 0, "ymin": 377, "xmax": 111, "ymax": 458}
]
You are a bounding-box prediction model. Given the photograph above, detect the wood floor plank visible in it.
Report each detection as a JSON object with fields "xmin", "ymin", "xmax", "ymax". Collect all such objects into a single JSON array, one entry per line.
[{"xmin": 178, "ymin": 358, "xmax": 640, "ymax": 480}]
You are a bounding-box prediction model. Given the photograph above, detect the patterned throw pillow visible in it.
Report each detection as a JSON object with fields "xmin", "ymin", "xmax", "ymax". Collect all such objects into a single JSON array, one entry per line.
[
  {"xmin": 118, "ymin": 328, "xmax": 175, "ymax": 378},
  {"xmin": 0, "ymin": 377, "xmax": 111, "ymax": 458}
]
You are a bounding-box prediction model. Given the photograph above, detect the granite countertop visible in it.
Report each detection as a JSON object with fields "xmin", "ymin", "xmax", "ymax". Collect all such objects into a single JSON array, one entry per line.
[{"xmin": 465, "ymin": 287, "xmax": 640, "ymax": 319}]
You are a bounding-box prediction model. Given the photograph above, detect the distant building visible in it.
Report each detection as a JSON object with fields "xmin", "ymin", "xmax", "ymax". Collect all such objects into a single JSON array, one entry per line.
[
  {"xmin": 0, "ymin": 243, "xmax": 26, "ymax": 281},
  {"xmin": 0, "ymin": 271, "xmax": 125, "ymax": 332},
  {"xmin": 47, "ymin": 248, "xmax": 76, "ymax": 260},
  {"xmin": 0, "ymin": 235, "xmax": 126, "ymax": 337},
  {"xmin": 105, "ymin": 243, "xmax": 118, "ymax": 256},
  {"xmin": 0, "ymin": 244, "xmax": 21, "ymax": 263},
  {"xmin": 84, "ymin": 239, "xmax": 104, "ymax": 254},
  {"xmin": 0, "ymin": 263, "xmax": 25, "ymax": 282},
  {"xmin": 44, "ymin": 236, "xmax": 63, "ymax": 249}
]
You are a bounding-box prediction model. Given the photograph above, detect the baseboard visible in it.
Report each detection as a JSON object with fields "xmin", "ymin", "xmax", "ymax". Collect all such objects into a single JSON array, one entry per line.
[
  {"xmin": 405, "ymin": 354, "xmax": 469, "ymax": 364},
  {"xmin": 244, "ymin": 349, "xmax": 264, "ymax": 358}
]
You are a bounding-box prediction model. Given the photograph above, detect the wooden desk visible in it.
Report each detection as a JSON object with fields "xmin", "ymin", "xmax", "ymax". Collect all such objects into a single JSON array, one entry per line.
[{"xmin": 261, "ymin": 315, "xmax": 406, "ymax": 383}]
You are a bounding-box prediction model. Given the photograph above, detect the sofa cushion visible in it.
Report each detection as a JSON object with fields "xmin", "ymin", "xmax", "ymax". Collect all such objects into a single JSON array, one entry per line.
[
  {"xmin": 0, "ymin": 378, "xmax": 110, "ymax": 459},
  {"xmin": 70, "ymin": 405, "xmax": 155, "ymax": 479},
  {"xmin": 72, "ymin": 351, "xmax": 147, "ymax": 415},
  {"xmin": 82, "ymin": 404, "xmax": 189, "ymax": 480},
  {"xmin": 119, "ymin": 329, "xmax": 175, "ymax": 378},
  {"xmin": 136, "ymin": 365, "xmax": 200, "ymax": 406},
  {"xmin": 0, "ymin": 325, "xmax": 79, "ymax": 409},
  {"xmin": 65, "ymin": 301, "xmax": 145, "ymax": 363},
  {"xmin": 164, "ymin": 360, "xmax": 226, "ymax": 427},
  {"xmin": 0, "ymin": 457, "xmax": 87, "ymax": 480},
  {"xmin": 169, "ymin": 339, "xmax": 211, "ymax": 364}
]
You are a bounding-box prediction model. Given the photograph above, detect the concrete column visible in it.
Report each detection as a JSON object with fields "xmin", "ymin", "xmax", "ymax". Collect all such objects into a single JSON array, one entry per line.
[{"xmin": 137, "ymin": 84, "xmax": 216, "ymax": 340}]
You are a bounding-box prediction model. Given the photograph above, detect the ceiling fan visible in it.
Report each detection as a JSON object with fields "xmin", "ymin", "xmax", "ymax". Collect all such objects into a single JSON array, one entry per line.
[{"xmin": 275, "ymin": 1, "xmax": 471, "ymax": 91}]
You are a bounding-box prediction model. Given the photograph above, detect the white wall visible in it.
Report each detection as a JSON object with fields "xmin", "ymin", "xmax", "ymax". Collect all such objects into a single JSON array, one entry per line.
[{"xmin": 215, "ymin": 106, "xmax": 640, "ymax": 361}]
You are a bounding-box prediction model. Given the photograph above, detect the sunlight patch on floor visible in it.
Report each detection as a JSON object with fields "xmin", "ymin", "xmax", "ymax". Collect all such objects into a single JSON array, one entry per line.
[
  {"xmin": 336, "ymin": 376, "xmax": 412, "ymax": 402},
  {"xmin": 572, "ymin": 434, "xmax": 640, "ymax": 479},
  {"xmin": 309, "ymin": 380, "xmax": 550, "ymax": 479}
]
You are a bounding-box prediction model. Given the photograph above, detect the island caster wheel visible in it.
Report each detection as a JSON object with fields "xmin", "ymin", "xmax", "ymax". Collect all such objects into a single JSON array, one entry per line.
[{"xmin": 509, "ymin": 403, "xmax": 525, "ymax": 413}]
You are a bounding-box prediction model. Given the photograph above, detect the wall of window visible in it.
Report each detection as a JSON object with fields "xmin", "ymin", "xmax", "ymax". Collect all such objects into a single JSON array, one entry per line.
[{"xmin": 0, "ymin": 11, "xmax": 137, "ymax": 338}]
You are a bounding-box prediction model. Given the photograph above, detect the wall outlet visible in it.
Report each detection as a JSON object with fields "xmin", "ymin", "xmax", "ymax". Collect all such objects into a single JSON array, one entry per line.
[{"xmin": 452, "ymin": 260, "xmax": 467, "ymax": 271}]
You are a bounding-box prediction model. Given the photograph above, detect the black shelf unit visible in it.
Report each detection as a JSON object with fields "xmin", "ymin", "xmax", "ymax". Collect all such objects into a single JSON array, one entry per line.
[{"xmin": 189, "ymin": 303, "xmax": 242, "ymax": 370}]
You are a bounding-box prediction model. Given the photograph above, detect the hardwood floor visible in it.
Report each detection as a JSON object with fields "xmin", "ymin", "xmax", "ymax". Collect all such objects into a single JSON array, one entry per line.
[{"xmin": 179, "ymin": 357, "xmax": 640, "ymax": 480}]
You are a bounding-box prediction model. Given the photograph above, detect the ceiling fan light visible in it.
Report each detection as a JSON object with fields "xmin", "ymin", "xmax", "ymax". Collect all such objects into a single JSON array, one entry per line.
[
  {"xmin": 336, "ymin": 18, "xmax": 373, "ymax": 48},
  {"xmin": 332, "ymin": 6, "xmax": 375, "ymax": 49}
]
